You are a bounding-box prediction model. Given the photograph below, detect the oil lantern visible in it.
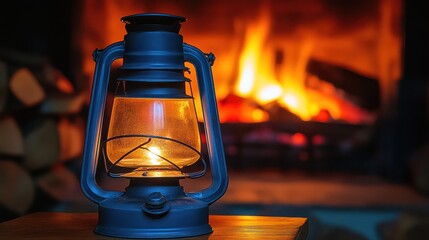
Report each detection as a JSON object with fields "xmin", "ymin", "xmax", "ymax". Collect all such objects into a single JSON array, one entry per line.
[{"xmin": 80, "ymin": 13, "xmax": 228, "ymax": 238}]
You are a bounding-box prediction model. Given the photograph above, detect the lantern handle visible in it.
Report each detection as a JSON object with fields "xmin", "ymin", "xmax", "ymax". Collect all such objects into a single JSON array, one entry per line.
[
  {"xmin": 183, "ymin": 43, "xmax": 228, "ymax": 205},
  {"xmin": 81, "ymin": 42, "xmax": 125, "ymax": 203}
]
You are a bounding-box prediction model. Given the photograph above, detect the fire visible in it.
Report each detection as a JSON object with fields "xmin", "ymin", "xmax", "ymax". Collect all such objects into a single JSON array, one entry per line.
[
  {"xmin": 227, "ymin": 5, "xmax": 373, "ymax": 124},
  {"xmin": 234, "ymin": 6, "xmax": 283, "ymax": 105},
  {"xmin": 76, "ymin": 1, "xmax": 387, "ymax": 125},
  {"xmin": 235, "ymin": 7, "xmax": 270, "ymax": 97}
]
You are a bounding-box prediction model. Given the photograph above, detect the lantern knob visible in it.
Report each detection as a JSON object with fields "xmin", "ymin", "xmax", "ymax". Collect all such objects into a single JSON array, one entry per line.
[{"xmin": 142, "ymin": 192, "xmax": 171, "ymax": 215}]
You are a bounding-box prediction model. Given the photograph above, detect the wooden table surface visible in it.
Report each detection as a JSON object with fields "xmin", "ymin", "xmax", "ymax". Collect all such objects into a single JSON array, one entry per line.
[{"xmin": 0, "ymin": 212, "xmax": 308, "ymax": 239}]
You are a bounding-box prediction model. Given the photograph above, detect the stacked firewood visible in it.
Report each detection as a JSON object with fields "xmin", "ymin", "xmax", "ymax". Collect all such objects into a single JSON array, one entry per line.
[{"xmin": 0, "ymin": 49, "xmax": 86, "ymax": 221}]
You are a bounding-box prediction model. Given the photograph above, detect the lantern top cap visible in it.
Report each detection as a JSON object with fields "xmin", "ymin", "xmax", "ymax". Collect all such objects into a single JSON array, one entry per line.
[{"xmin": 121, "ymin": 13, "xmax": 186, "ymax": 33}]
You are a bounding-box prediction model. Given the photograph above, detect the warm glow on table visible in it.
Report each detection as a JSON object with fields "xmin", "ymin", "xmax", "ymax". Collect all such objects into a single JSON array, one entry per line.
[{"xmin": 0, "ymin": 212, "xmax": 308, "ymax": 239}]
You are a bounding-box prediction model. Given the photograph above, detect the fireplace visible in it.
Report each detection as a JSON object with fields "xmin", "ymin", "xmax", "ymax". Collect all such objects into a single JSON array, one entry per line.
[
  {"xmin": 1, "ymin": 0, "xmax": 424, "ymax": 194},
  {"xmin": 70, "ymin": 0, "xmax": 408, "ymax": 176},
  {"xmin": 77, "ymin": 0, "xmax": 402, "ymax": 122}
]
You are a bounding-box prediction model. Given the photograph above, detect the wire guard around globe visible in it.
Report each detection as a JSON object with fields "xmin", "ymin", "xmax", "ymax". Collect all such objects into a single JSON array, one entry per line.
[{"xmin": 101, "ymin": 134, "xmax": 207, "ymax": 178}]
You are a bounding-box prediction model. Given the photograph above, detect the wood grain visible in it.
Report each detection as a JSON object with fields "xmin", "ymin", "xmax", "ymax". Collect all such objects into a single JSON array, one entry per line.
[{"xmin": 0, "ymin": 212, "xmax": 308, "ymax": 240}]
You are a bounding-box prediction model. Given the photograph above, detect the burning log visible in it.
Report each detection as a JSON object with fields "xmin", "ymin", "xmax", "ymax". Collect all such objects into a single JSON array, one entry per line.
[
  {"xmin": 218, "ymin": 94, "xmax": 269, "ymax": 123},
  {"xmin": 306, "ymin": 59, "xmax": 380, "ymax": 111},
  {"xmin": 261, "ymin": 101, "xmax": 301, "ymax": 123}
]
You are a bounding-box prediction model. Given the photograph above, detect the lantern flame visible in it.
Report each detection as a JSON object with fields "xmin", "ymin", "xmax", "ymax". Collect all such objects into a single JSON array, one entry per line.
[{"xmin": 147, "ymin": 146, "xmax": 161, "ymax": 165}]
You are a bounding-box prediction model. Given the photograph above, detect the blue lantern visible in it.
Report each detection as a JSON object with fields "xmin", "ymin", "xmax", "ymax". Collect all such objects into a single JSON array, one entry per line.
[{"xmin": 80, "ymin": 13, "xmax": 228, "ymax": 238}]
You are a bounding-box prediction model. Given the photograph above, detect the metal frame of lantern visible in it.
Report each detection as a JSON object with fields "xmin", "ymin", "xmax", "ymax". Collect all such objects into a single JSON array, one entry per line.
[{"xmin": 80, "ymin": 13, "xmax": 228, "ymax": 239}]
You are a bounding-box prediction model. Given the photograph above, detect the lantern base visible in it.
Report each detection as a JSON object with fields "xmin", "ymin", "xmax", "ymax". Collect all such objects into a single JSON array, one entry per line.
[{"xmin": 95, "ymin": 180, "xmax": 212, "ymax": 239}]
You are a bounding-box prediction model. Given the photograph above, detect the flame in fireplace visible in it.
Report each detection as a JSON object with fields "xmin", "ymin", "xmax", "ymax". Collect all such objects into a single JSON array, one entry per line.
[
  {"xmin": 235, "ymin": 8, "xmax": 282, "ymax": 103},
  {"xmin": 232, "ymin": 8, "xmax": 318, "ymax": 121},
  {"xmin": 225, "ymin": 5, "xmax": 374, "ymax": 124},
  {"xmin": 277, "ymin": 40, "xmax": 317, "ymax": 121},
  {"xmin": 77, "ymin": 1, "xmax": 393, "ymax": 125}
]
